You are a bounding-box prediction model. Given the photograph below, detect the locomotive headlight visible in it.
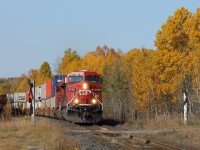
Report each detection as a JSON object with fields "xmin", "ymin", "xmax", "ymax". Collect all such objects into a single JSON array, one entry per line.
[
  {"xmin": 91, "ymin": 98, "xmax": 97, "ymax": 105},
  {"xmin": 83, "ymin": 83, "xmax": 88, "ymax": 90},
  {"xmin": 74, "ymin": 98, "xmax": 79, "ymax": 104}
]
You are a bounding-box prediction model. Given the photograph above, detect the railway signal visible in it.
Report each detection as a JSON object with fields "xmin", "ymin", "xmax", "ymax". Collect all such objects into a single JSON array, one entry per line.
[{"xmin": 27, "ymin": 79, "xmax": 35, "ymax": 125}]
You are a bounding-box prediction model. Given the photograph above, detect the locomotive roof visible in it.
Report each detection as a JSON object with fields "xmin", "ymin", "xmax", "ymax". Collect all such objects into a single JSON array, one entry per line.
[{"xmin": 68, "ymin": 70, "xmax": 100, "ymax": 76}]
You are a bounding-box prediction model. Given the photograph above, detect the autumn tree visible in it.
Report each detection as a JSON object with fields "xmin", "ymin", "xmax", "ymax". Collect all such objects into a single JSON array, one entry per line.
[
  {"xmin": 94, "ymin": 45, "xmax": 113, "ymax": 56},
  {"xmin": 102, "ymin": 52, "xmax": 134, "ymax": 122},
  {"xmin": 154, "ymin": 7, "xmax": 191, "ymax": 52},
  {"xmin": 183, "ymin": 8, "xmax": 200, "ymax": 103},
  {"xmin": 189, "ymin": 50, "xmax": 200, "ymax": 102},
  {"xmin": 37, "ymin": 61, "xmax": 52, "ymax": 85},
  {"xmin": 151, "ymin": 50, "xmax": 183, "ymax": 114},
  {"xmin": 125, "ymin": 48, "xmax": 155, "ymax": 117},
  {"xmin": 16, "ymin": 74, "xmax": 29, "ymax": 92},
  {"xmin": 28, "ymin": 69, "xmax": 38, "ymax": 82},
  {"xmin": 154, "ymin": 7, "xmax": 199, "ymax": 114},
  {"xmin": 0, "ymin": 80, "xmax": 11, "ymax": 95},
  {"xmin": 80, "ymin": 52, "xmax": 105, "ymax": 74},
  {"xmin": 59, "ymin": 48, "xmax": 80, "ymax": 74},
  {"xmin": 0, "ymin": 78, "xmax": 21, "ymax": 95},
  {"xmin": 95, "ymin": 46, "xmax": 105, "ymax": 56},
  {"xmin": 80, "ymin": 46, "xmax": 118, "ymax": 74},
  {"xmin": 184, "ymin": 8, "xmax": 200, "ymax": 51}
]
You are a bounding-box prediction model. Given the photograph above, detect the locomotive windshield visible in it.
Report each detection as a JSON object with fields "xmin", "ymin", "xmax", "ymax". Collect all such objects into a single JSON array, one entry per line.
[
  {"xmin": 68, "ymin": 76, "xmax": 83, "ymax": 82},
  {"xmin": 85, "ymin": 76, "xmax": 100, "ymax": 82}
]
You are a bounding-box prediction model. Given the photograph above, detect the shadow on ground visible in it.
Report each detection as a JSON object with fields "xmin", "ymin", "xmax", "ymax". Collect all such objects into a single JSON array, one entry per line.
[
  {"xmin": 75, "ymin": 119, "xmax": 123, "ymax": 126},
  {"xmin": 96, "ymin": 119, "xmax": 123, "ymax": 126}
]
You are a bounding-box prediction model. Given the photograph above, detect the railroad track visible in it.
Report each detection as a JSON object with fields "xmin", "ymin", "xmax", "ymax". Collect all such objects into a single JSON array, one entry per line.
[
  {"xmin": 92, "ymin": 129, "xmax": 182, "ymax": 150},
  {"xmin": 36, "ymin": 117, "xmax": 183, "ymax": 149}
]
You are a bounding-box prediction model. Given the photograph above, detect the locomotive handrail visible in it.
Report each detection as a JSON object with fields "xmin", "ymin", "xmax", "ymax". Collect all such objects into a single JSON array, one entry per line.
[{"xmin": 66, "ymin": 93, "xmax": 77, "ymax": 110}]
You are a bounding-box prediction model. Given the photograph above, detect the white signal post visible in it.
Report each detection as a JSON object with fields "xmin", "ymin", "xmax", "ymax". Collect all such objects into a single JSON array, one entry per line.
[
  {"xmin": 183, "ymin": 92, "xmax": 187, "ymax": 125},
  {"xmin": 27, "ymin": 79, "xmax": 36, "ymax": 125}
]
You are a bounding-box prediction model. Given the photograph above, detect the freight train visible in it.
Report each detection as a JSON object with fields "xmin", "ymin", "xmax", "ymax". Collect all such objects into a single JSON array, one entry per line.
[{"xmin": 1, "ymin": 70, "xmax": 103, "ymax": 123}]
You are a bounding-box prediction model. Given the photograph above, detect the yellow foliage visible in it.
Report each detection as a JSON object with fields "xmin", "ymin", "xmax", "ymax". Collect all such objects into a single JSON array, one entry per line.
[
  {"xmin": 16, "ymin": 74, "xmax": 29, "ymax": 92},
  {"xmin": 154, "ymin": 7, "xmax": 191, "ymax": 52},
  {"xmin": 37, "ymin": 62, "xmax": 52, "ymax": 85},
  {"xmin": 80, "ymin": 52, "xmax": 105, "ymax": 74},
  {"xmin": 152, "ymin": 50, "xmax": 183, "ymax": 96},
  {"xmin": 185, "ymin": 8, "xmax": 200, "ymax": 51},
  {"xmin": 125, "ymin": 48, "xmax": 153, "ymax": 110},
  {"xmin": 59, "ymin": 49, "xmax": 81, "ymax": 74},
  {"xmin": 188, "ymin": 50, "xmax": 200, "ymax": 98}
]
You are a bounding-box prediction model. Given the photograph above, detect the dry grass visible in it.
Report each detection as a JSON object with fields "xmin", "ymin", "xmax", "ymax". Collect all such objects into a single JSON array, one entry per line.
[
  {"xmin": 150, "ymin": 128, "xmax": 200, "ymax": 150},
  {"xmin": 123, "ymin": 115, "xmax": 184, "ymax": 130},
  {"xmin": 122, "ymin": 115, "xmax": 200, "ymax": 149},
  {"xmin": 0, "ymin": 117, "xmax": 76, "ymax": 150},
  {"xmin": 2, "ymin": 103, "xmax": 12, "ymax": 121}
]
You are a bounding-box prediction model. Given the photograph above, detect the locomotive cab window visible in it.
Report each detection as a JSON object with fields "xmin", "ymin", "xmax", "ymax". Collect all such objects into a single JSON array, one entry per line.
[
  {"xmin": 85, "ymin": 76, "xmax": 100, "ymax": 82},
  {"xmin": 68, "ymin": 76, "xmax": 83, "ymax": 82}
]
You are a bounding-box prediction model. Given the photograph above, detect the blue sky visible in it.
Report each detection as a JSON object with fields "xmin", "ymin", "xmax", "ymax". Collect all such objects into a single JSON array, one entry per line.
[{"xmin": 0, "ymin": 1, "xmax": 199, "ymax": 78}]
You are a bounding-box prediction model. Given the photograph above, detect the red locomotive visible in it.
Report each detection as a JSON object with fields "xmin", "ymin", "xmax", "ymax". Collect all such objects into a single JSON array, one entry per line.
[{"xmin": 55, "ymin": 70, "xmax": 103, "ymax": 123}]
